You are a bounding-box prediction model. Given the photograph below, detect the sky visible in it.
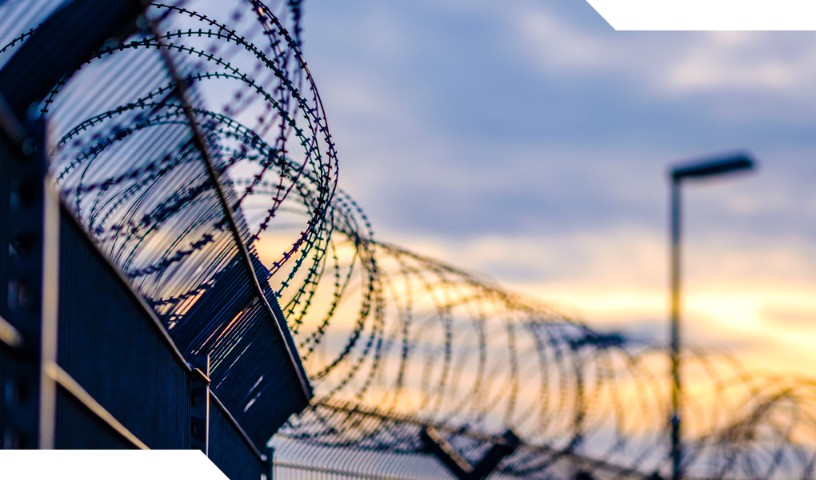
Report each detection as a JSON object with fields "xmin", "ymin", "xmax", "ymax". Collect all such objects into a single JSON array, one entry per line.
[{"xmin": 298, "ymin": 0, "xmax": 816, "ymax": 376}]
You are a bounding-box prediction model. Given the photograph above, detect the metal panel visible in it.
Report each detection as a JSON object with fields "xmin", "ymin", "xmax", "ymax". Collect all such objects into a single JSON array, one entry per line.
[
  {"xmin": 57, "ymin": 209, "xmax": 191, "ymax": 449},
  {"xmin": 208, "ymin": 394, "xmax": 269, "ymax": 480},
  {"xmin": 54, "ymin": 386, "xmax": 135, "ymax": 449}
]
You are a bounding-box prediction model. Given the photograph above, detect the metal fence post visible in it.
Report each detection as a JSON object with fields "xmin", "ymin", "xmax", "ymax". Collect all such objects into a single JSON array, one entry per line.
[
  {"xmin": 0, "ymin": 113, "xmax": 53, "ymax": 448},
  {"xmin": 191, "ymin": 354, "xmax": 211, "ymax": 454}
]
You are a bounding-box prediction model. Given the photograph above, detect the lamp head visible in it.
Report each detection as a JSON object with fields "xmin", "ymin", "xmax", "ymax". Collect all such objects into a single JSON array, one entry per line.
[{"xmin": 670, "ymin": 153, "xmax": 755, "ymax": 182}]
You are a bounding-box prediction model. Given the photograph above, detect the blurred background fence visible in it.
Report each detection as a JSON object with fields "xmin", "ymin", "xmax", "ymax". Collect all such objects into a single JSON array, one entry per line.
[{"xmin": 2, "ymin": 1, "xmax": 816, "ymax": 479}]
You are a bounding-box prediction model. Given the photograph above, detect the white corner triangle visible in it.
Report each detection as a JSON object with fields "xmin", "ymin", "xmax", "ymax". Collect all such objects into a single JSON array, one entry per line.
[
  {"xmin": 586, "ymin": 0, "xmax": 816, "ymax": 31},
  {"xmin": 0, "ymin": 450, "xmax": 230, "ymax": 479}
]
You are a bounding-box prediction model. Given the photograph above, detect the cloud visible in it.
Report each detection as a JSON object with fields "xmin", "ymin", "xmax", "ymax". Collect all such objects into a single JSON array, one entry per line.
[
  {"xmin": 301, "ymin": 0, "xmax": 816, "ymax": 377},
  {"xmin": 762, "ymin": 304, "xmax": 816, "ymax": 329},
  {"xmin": 303, "ymin": 0, "xmax": 816, "ymax": 252},
  {"xmin": 383, "ymin": 224, "xmax": 816, "ymax": 374},
  {"xmin": 662, "ymin": 32, "xmax": 816, "ymax": 94},
  {"xmin": 509, "ymin": 4, "xmax": 816, "ymax": 99}
]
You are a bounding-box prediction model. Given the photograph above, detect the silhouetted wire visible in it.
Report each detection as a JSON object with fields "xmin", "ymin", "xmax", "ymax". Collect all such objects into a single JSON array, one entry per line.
[{"xmin": 4, "ymin": 0, "xmax": 816, "ymax": 478}]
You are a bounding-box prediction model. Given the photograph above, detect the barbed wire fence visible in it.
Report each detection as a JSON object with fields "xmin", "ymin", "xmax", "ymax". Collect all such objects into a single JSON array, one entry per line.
[{"xmin": 2, "ymin": 0, "xmax": 816, "ymax": 478}]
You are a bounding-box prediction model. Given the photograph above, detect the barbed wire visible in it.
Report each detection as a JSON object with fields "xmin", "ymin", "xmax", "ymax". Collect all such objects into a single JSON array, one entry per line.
[{"xmin": 4, "ymin": 1, "xmax": 816, "ymax": 478}]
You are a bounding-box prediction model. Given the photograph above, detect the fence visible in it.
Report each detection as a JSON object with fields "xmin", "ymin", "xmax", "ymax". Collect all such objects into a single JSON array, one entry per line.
[
  {"xmin": 0, "ymin": 1, "xmax": 310, "ymax": 478},
  {"xmin": 0, "ymin": 128, "xmax": 274, "ymax": 478}
]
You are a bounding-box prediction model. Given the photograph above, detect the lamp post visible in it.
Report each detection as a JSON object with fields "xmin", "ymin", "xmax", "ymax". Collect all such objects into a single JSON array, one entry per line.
[{"xmin": 668, "ymin": 153, "xmax": 755, "ymax": 480}]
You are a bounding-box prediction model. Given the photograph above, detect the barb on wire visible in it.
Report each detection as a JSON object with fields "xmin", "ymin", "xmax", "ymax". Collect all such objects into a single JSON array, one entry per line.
[{"xmin": 3, "ymin": 0, "xmax": 816, "ymax": 478}]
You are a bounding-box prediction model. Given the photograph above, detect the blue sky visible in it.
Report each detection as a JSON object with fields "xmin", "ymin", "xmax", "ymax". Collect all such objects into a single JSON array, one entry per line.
[{"xmin": 299, "ymin": 0, "xmax": 816, "ymax": 373}]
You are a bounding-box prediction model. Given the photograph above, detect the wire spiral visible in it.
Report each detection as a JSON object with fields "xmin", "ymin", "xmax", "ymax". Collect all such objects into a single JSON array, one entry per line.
[{"xmin": 2, "ymin": 0, "xmax": 815, "ymax": 477}]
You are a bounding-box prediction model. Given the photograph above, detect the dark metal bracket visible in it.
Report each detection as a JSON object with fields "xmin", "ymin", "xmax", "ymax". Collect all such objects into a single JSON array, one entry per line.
[{"xmin": 420, "ymin": 426, "xmax": 520, "ymax": 480}]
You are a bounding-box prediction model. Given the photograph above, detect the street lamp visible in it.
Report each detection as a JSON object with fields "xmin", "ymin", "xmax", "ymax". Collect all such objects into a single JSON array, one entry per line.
[{"xmin": 668, "ymin": 152, "xmax": 755, "ymax": 480}]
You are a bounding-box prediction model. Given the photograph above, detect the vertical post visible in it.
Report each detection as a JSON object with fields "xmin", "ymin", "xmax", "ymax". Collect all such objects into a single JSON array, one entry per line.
[
  {"xmin": 266, "ymin": 446, "xmax": 274, "ymax": 480},
  {"xmin": 39, "ymin": 129, "xmax": 60, "ymax": 450},
  {"xmin": 667, "ymin": 153, "xmax": 755, "ymax": 480},
  {"xmin": 0, "ymin": 118, "xmax": 53, "ymax": 449},
  {"xmin": 669, "ymin": 179, "xmax": 682, "ymax": 480},
  {"xmin": 190, "ymin": 354, "xmax": 211, "ymax": 455},
  {"xmin": 0, "ymin": 101, "xmax": 15, "ymax": 445}
]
